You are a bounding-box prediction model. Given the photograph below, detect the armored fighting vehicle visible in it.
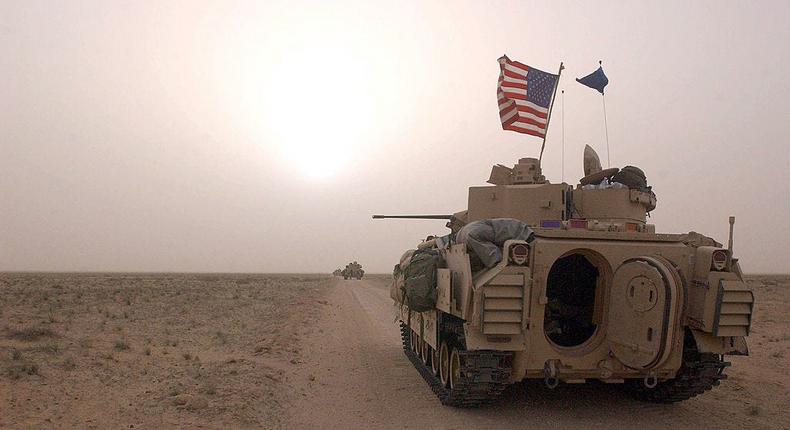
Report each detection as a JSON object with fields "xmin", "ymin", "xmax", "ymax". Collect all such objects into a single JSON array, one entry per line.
[
  {"xmin": 342, "ymin": 261, "xmax": 364, "ymax": 280},
  {"xmin": 374, "ymin": 147, "xmax": 753, "ymax": 407}
]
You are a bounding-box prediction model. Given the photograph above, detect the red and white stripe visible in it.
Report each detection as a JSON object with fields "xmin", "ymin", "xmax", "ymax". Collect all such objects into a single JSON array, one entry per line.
[{"xmin": 497, "ymin": 56, "xmax": 549, "ymax": 138}]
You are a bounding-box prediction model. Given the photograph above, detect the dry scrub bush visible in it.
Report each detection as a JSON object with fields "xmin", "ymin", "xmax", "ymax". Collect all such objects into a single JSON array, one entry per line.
[
  {"xmin": 62, "ymin": 356, "xmax": 76, "ymax": 370},
  {"xmin": 5, "ymin": 363, "xmax": 39, "ymax": 379},
  {"xmin": 38, "ymin": 342, "xmax": 60, "ymax": 354},
  {"xmin": 6, "ymin": 326, "xmax": 55, "ymax": 341}
]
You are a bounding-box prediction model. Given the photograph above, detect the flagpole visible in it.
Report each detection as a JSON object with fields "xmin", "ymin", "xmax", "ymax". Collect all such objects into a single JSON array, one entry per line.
[
  {"xmin": 538, "ymin": 62, "xmax": 564, "ymax": 165},
  {"xmin": 602, "ymin": 94, "xmax": 610, "ymax": 167},
  {"xmin": 600, "ymin": 60, "xmax": 611, "ymax": 168},
  {"xmin": 561, "ymin": 89, "xmax": 565, "ymax": 183}
]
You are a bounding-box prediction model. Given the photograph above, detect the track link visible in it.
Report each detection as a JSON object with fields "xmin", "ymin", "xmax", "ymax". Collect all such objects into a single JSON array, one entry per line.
[
  {"xmin": 625, "ymin": 331, "xmax": 730, "ymax": 403},
  {"xmin": 400, "ymin": 323, "xmax": 512, "ymax": 408}
]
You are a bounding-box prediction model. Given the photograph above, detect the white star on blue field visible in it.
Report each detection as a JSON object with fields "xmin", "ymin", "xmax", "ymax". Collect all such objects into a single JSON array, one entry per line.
[{"xmin": 526, "ymin": 69, "xmax": 557, "ymax": 108}]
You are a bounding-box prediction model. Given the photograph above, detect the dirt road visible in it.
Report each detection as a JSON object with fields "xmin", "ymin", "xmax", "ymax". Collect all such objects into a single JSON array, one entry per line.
[{"xmin": 288, "ymin": 277, "xmax": 788, "ymax": 430}]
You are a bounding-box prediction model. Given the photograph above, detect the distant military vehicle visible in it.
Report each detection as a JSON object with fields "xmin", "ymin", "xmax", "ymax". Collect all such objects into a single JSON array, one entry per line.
[
  {"xmin": 342, "ymin": 261, "xmax": 364, "ymax": 280},
  {"xmin": 375, "ymin": 147, "xmax": 753, "ymax": 407}
]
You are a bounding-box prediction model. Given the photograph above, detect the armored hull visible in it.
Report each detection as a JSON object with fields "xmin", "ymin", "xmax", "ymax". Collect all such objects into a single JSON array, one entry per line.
[{"xmin": 381, "ymin": 156, "xmax": 752, "ymax": 407}]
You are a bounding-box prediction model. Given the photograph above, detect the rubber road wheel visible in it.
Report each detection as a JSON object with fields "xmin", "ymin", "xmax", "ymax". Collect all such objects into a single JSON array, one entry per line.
[
  {"xmin": 421, "ymin": 341, "xmax": 431, "ymax": 365},
  {"xmin": 449, "ymin": 347, "xmax": 462, "ymax": 389},
  {"xmin": 431, "ymin": 347, "xmax": 440, "ymax": 376},
  {"xmin": 439, "ymin": 341, "xmax": 450, "ymax": 387}
]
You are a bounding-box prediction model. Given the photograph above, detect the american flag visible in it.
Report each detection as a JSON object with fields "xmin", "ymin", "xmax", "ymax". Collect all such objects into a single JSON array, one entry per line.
[{"xmin": 497, "ymin": 56, "xmax": 559, "ymax": 138}]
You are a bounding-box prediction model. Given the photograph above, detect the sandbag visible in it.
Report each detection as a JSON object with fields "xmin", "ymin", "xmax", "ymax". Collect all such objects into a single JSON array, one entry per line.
[{"xmin": 456, "ymin": 218, "xmax": 534, "ymax": 268}]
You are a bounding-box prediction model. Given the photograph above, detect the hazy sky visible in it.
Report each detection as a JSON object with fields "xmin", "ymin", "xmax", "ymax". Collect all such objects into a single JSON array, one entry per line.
[{"xmin": 2, "ymin": 0, "xmax": 789, "ymax": 273}]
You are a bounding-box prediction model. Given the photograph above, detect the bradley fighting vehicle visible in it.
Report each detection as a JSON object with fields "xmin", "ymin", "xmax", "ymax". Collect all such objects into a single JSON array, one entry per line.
[
  {"xmin": 374, "ymin": 147, "xmax": 753, "ymax": 407},
  {"xmin": 342, "ymin": 261, "xmax": 365, "ymax": 280}
]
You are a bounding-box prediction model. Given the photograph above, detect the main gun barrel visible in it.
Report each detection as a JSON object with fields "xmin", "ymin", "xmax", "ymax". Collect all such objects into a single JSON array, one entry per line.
[{"xmin": 372, "ymin": 214, "xmax": 454, "ymax": 220}]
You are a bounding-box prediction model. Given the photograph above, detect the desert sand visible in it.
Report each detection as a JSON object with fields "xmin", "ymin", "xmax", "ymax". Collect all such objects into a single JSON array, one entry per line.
[{"xmin": 1, "ymin": 273, "xmax": 788, "ymax": 429}]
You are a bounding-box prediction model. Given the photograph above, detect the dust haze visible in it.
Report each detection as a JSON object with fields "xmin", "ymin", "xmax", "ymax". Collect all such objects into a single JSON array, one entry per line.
[{"xmin": 2, "ymin": 0, "xmax": 789, "ymax": 273}]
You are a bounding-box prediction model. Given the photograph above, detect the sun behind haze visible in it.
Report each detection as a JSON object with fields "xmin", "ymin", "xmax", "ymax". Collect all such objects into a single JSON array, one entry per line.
[
  {"xmin": 224, "ymin": 17, "xmax": 377, "ymax": 179},
  {"xmin": 1, "ymin": 0, "xmax": 789, "ymax": 273}
]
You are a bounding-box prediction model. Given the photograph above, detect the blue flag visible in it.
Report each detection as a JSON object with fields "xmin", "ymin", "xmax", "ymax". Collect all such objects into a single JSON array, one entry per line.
[{"xmin": 576, "ymin": 66, "xmax": 608, "ymax": 94}]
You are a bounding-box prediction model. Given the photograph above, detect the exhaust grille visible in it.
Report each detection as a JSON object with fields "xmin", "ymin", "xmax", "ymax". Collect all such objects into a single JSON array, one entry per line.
[
  {"xmin": 482, "ymin": 274, "xmax": 524, "ymax": 335},
  {"xmin": 713, "ymin": 280, "xmax": 754, "ymax": 337}
]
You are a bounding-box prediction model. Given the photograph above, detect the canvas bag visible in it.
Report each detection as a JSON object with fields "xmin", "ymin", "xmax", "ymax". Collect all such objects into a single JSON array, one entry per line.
[{"xmin": 401, "ymin": 249, "xmax": 439, "ymax": 312}]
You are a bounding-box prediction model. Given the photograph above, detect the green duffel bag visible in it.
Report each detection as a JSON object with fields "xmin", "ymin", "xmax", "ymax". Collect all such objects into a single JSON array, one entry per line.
[{"xmin": 401, "ymin": 250, "xmax": 439, "ymax": 312}]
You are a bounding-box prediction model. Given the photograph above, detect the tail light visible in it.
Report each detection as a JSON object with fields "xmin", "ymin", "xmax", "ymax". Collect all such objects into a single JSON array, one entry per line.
[
  {"xmin": 711, "ymin": 250, "xmax": 728, "ymax": 271},
  {"xmin": 509, "ymin": 244, "xmax": 529, "ymax": 265}
]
